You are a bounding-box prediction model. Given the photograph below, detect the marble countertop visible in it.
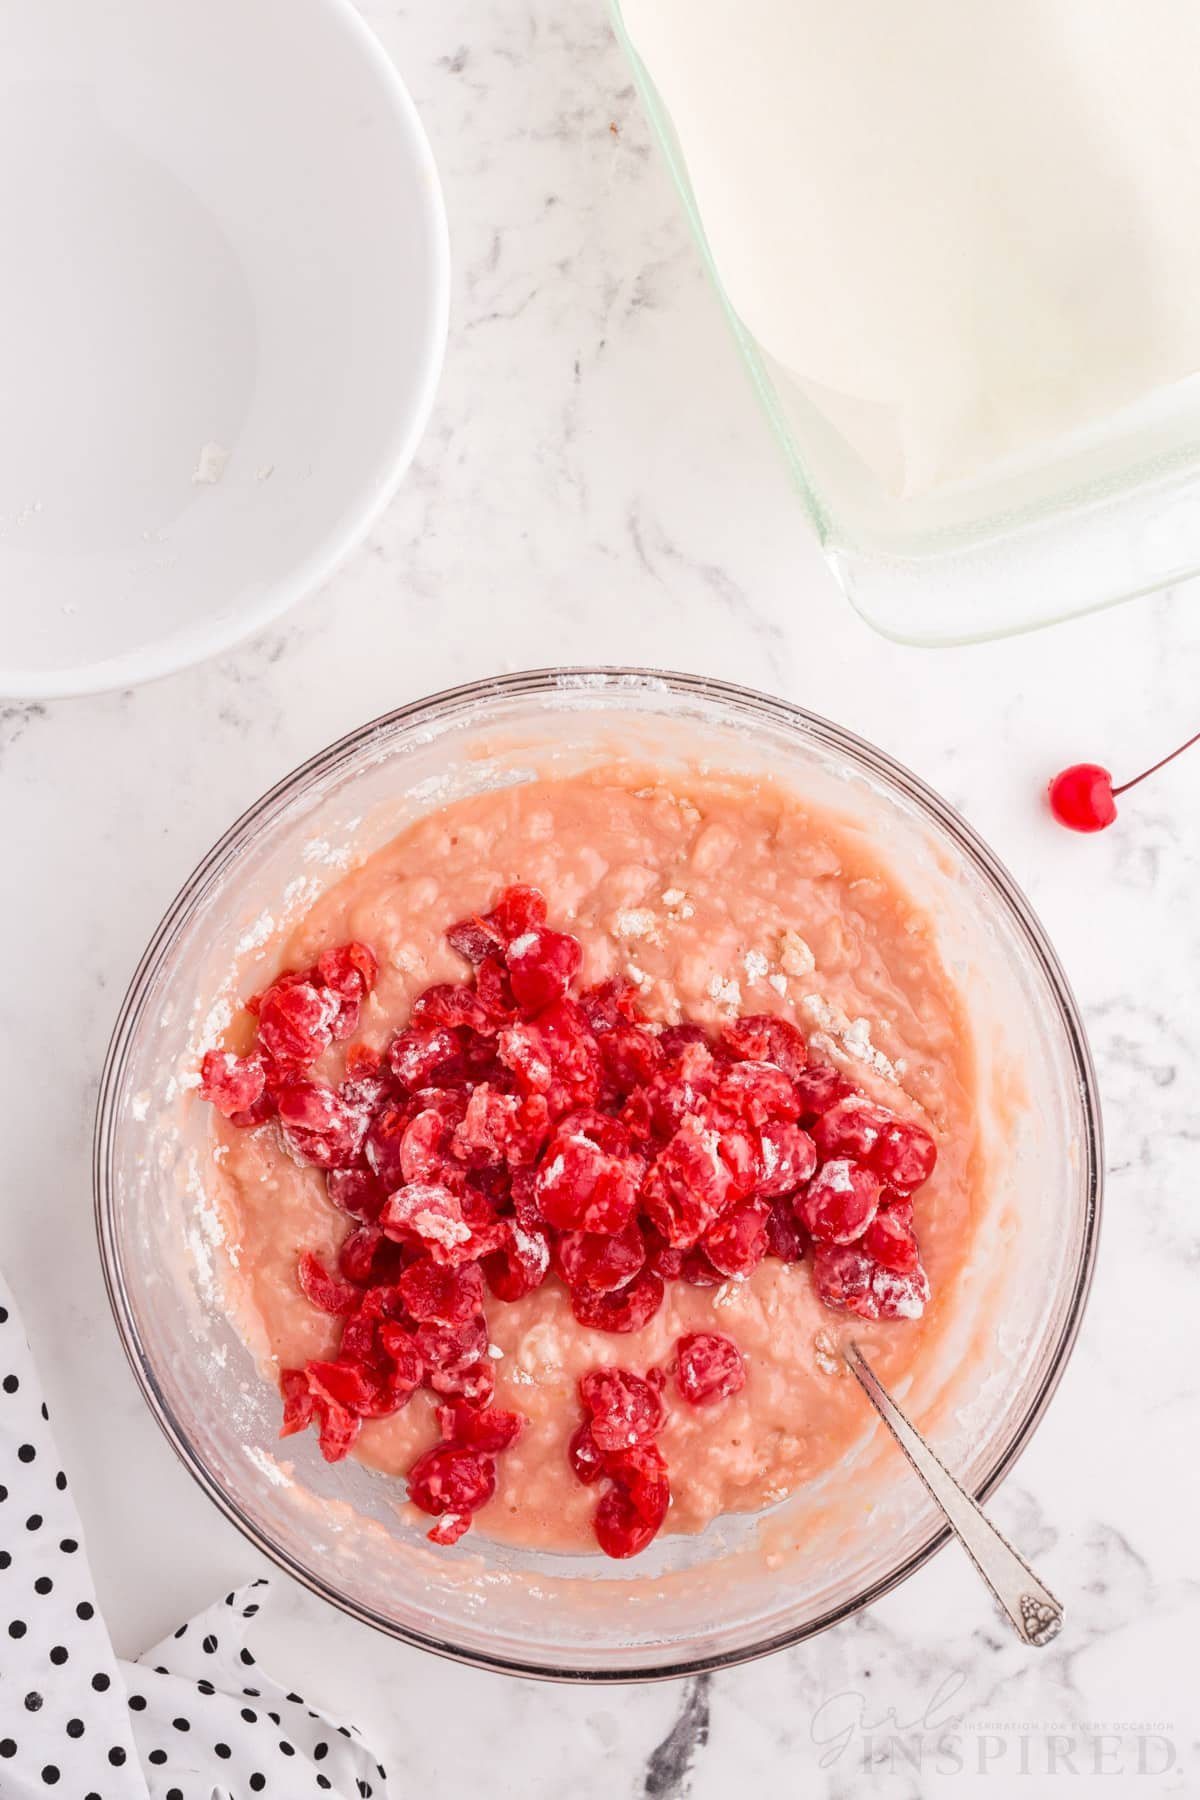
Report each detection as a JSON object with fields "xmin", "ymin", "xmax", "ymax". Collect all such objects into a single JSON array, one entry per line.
[{"xmin": 3, "ymin": 0, "xmax": 1198, "ymax": 1792}]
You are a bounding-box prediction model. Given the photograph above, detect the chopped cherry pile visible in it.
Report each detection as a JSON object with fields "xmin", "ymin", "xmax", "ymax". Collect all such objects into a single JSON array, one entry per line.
[
  {"xmin": 565, "ymin": 1334, "xmax": 748, "ymax": 1557},
  {"xmin": 201, "ymin": 884, "xmax": 937, "ymax": 1555},
  {"xmin": 569, "ymin": 1366, "xmax": 671, "ymax": 1558}
]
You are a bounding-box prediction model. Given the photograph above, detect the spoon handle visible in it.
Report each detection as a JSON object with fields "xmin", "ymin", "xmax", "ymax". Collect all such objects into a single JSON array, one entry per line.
[{"xmin": 844, "ymin": 1340, "xmax": 1063, "ymax": 1647}]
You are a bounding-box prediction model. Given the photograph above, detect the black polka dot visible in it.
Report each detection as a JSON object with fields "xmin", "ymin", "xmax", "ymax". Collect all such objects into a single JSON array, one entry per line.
[
  {"xmin": 174, "ymin": 1623, "xmax": 187, "ymax": 1638},
  {"xmin": 2, "ymin": 1374, "xmax": 17, "ymax": 1393},
  {"xmin": 314, "ymin": 1742, "xmax": 328, "ymax": 1761},
  {"xmin": 339, "ymin": 1725, "xmax": 353, "ymax": 1738},
  {"xmin": 250, "ymin": 1777, "xmax": 265, "ymax": 1793},
  {"xmin": 40, "ymin": 1766, "xmax": 59, "ymax": 1786},
  {"xmin": 197, "ymin": 1679, "xmax": 214, "ymax": 1695},
  {"xmin": 172, "ymin": 1717, "xmax": 190, "ymax": 1732},
  {"xmin": 17, "ymin": 1444, "xmax": 35, "ymax": 1464},
  {"xmin": 76, "ymin": 1601, "xmax": 95, "ymax": 1622},
  {"xmin": 0, "ymin": 1486, "xmax": 7, "ymax": 1503},
  {"xmin": 0, "ymin": 1551, "xmax": 10, "ymax": 1570},
  {"xmin": 358, "ymin": 1784, "xmax": 372, "ymax": 1798},
  {"xmin": 279, "ymin": 1740, "xmax": 295, "ymax": 1756},
  {"xmin": 243, "ymin": 1602, "xmax": 260, "ymax": 1617},
  {"xmin": 240, "ymin": 1648, "xmax": 256, "ymax": 1666},
  {"xmin": 243, "ymin": 1686, "xmax": 261, "ymax": 1698},
  {"xmin": 167, "ymin": 1790, "xmax": 183, "ymax": 1800},
  {"xmin": 34, "ymin": 1576, "xmax": 52, "ymax": 1595},
  {"xmin": 285, "ymin": 1691, "xmax": 304, "ymax": 1703},
  {"xmin": 317, "ymin": 1778, "xmax": 332, "ymax": 1792},
  {"xmin": 54, "ymin": 1473, "xmax": 66, "ymax": 1493},
  {"xmin": 0, "ymin": 1740, "xmax": 15, "ymax": 1758},
  {"xmin": 40, "ymin": 1402, "xmax": 48, "ymax": 1420},
  {"xmin": 268, "ymin": 1710, "xmax": 280, "ymax": 1725},
  {"xmin": 154, "ymin": 1664, "xmax": 167, "ymax": 1675},
  {"xmin": 66, "ymin": 1720, "xmax": 84, "ymax": 1740},
  {"xmin": 241, "ymin": 1707, "xmax": 258, "ymax": 1724},
  {"xmin": 215, "ymin": 1742, "xmax": 231, "ymax": 1760},
  {"xmin": 91, "ymin": 1672, "xmax": 110, "ymax": 1693},
  {"xmin": 59, "ymin": 1539, "xmax": 78, "ymax": 1554},
  {"xmin": 48, "ymin": 1646, "xmax": 68, "ymax": 1666},
  {"xmin": 202, "ymin": 1634, "xmax": 218, "ymax": 1653},
  {"xmin": 108, "ymin": 1746, "xmax": 127, "ymax": 1766},
  {"xmin": 24, "ymin": 1691, "xmax": 43, "ymax": 1711},
  {"xmin": 148, "ymin": 1750, "xmax": 167, "ymax": 1766},
  {"xmin": 128, "ymin": 1694, "xmax": 146, "ymax": 1712},
  {"xmin": 9, "ymin": 1619, "xmax": 27, "ymax": 1639},
  {"xmin": 25, "ymin": 1513, "xmax": 42, "ymax": 1530}
]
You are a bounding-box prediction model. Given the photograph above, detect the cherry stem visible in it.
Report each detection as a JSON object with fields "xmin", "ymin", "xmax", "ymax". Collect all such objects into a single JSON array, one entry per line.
[{"xmin": 1113, "ymin": 727, "xmax": 1200, "ymax": 796}]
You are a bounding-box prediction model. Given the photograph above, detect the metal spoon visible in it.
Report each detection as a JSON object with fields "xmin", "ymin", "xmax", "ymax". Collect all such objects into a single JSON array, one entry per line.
[{"xmin": 844, "ymin": 1340, "xmax": 1063, "ymax": 1647}]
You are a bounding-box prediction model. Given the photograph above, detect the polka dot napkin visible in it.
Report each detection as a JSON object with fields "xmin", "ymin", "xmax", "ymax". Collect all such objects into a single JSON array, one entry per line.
[{"xmin": 0, "ymin": 1273, "xmax": 390, "ymax": 1799}]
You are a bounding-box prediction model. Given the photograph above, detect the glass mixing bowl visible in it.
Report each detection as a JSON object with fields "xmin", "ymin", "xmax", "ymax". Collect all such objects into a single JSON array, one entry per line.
[{"xmin": 94, "ymin": 669, "xmax": 1101, "ymax": 1679}]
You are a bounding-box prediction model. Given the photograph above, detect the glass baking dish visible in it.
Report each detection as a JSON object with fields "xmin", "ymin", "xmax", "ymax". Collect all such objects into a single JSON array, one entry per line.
[{"xmin": 611, "ymin": 0, "xmax": 1200, "ymax": 645}]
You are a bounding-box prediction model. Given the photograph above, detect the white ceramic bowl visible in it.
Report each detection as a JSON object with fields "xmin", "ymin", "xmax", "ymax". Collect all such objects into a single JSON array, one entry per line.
[{"xmin": 0, "ymin": 0, "xmax": 449, "ymax": 697}]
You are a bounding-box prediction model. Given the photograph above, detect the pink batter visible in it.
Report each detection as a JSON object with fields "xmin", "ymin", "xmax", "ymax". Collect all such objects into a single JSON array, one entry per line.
[{"xmin": 206, "ymin": 768, "xmax": 980, "ymax": 1552}]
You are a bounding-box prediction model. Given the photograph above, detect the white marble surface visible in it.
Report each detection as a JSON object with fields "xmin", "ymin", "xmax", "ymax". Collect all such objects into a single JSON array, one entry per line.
[{"xmin": 3, "ymin": 0, "xmax": 1199, "ymax": 1792}]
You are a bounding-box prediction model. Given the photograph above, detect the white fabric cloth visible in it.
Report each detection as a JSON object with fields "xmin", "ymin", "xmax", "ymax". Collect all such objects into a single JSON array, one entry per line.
[{"xmin": 0, "ymin": 1272, "xmax": 390, "ymax": 1799}]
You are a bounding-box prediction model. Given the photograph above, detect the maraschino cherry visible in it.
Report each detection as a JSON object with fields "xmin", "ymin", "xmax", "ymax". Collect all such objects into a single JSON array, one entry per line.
[{"xmin": 1048, "ymin": 729, "xmax": 1200, "ymax": 832}]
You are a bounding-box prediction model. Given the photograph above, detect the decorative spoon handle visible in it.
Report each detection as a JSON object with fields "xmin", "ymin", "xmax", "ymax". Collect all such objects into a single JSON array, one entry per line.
[{"xmin": 844, "ymin": 1340, "xmax": 1063, "ymax": 1647}]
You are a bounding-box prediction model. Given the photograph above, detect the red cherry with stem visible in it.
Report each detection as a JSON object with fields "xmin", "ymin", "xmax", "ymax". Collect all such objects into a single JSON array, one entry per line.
[
  {"xmin": 1046, "ymin": 764, "xmax": 1116, "ymax": 832},
  {"xmin": 1048, "ymin": 729, "xmax": 1200, "ymax": 832}
]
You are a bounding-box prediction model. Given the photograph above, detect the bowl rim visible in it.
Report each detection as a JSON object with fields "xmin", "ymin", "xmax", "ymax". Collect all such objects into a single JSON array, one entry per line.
[
  {"xmin": 1, "ymin": 0, "xmax": 450, "ymax": 700},
  {"xmin": 94, "ymin": 667, "xmax": 1103, "ymax": 1680}
]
